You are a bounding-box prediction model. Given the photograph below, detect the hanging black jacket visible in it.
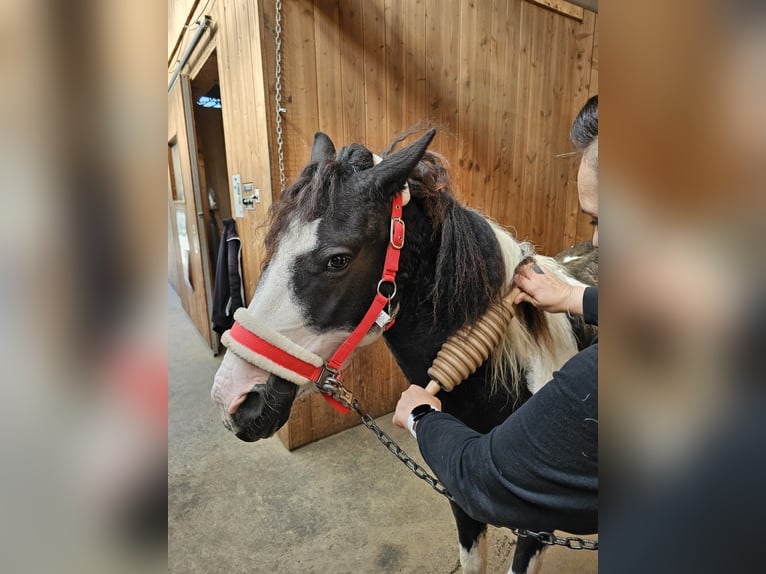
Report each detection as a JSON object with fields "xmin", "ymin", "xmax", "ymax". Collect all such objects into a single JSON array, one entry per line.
[{"xmin": 212, "ymin": 218, "xmax": 245, "ymax": 335}]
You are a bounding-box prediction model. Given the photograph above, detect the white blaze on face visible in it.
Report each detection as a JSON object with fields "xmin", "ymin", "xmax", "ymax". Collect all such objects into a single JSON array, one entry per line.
[
  {"xmin": 211, "ymin": 217, "xmax": 350, "ymax": 417},
  {"xmin": 247, "ymin": 219, "xmax": 350, "ymax": 356}
]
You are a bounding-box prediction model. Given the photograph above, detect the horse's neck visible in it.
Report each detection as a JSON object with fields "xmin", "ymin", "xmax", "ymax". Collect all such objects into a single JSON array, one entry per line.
[
  {"xmin": 383, "ymin": 195, "xmax": 580, "ymax": 397},
  {"xmin": 383, "ymin": 197, "xmax": 505, "ymax": 386}
]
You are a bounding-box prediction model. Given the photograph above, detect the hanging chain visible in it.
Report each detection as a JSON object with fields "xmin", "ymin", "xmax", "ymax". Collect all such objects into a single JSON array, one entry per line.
[
  {"xmin": 508, "ymin": 527, "xmax": 599, "ymax": 550},
  {"xmin": 274, "ymin": 0, "xmax": 287, "ymax": 192},
  {"xmin": 317, "ymin": 379, "xmax": 454, "ymax": 497},
  {"xmin": 318, "ymin": 377, "xmax": 598, "ymax": 551}
]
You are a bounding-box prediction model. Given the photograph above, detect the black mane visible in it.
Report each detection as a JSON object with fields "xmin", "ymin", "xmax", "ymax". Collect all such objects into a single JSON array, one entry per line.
[{"xmin": 405, "ymin": 151, "xmax": 506, "ymax": 330}]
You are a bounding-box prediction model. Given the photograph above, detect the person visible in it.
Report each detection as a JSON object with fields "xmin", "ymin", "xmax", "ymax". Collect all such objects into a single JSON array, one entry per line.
[{"xmin": 392, "ymin": 96, "xmax": 599, "ymax": 535}]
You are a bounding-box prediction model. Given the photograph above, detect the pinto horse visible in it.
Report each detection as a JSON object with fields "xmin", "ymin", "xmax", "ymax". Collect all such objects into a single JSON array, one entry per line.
[{"xmin": 211, "ymin": 129, "xmax": 594, "ymax": 574}]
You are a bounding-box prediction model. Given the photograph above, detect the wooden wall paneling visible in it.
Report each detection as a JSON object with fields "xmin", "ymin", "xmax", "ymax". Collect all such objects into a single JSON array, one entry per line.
[
  {"xmin": 384, "ymin": 0, "xmax": 405, "ymax": 144},
  {"xmin": 242, "ymin": 0, "xmax": 273, "ymax": 301},
  {"xmin": 362, "ymin": 0, "xmax": 388, "ymax": 153},
  {"xmin": 541, "ymin": 6, "xmax": 577, "ymax": 255},
  {"xmin": 424, "ymin": 0, "xmax": 460, "ymax": 165},
  {"xmin": 257, "ymin": 0, "xmax": 280, "ymax": 194},
  {"xmin": 558, "ymin": 14, "xmax": 591, "ymax": 251},
  {"xmin": 526, "ymin": 0, "xmax": 584, "ymax": 21},
  {"xmin": 401, "ymin": 0, "xmax": 427, "ymax": 133},
  {"xmin": 507, "ymin": 1, "xmax": 532, "ymax": 252},
  {"xmin": 537, "ymin": 9, "xmax": 561, "ymax": 254},
  {"xmin": 456, "ymin": 0, "xmax": 478, "ymax": 207},
  {"xmin": 521, "ymin": 3, "xmax": 546, "ymax": 252},
  {"xmin": 215, "ymin": 0, "xmax": 273, "ymax": 303},
  {"xmin": 339, "ymin": 0, "xmax": 366, "ymax": 145},
  {"xmin": 490, "ymin": 0, "xmax": 523, "ymax": 223},
  {"xmin": 481, "ymin": 0, "xmax": 511, "ymax": 221},
  {"xmin": 168, "ymin": 80, "xmax": 213, "ymax": 346},
  {"xmin": 552, "ymin": 18, "xmax": 577, "ymax": 252},
  {"xmin": 245, "ymin": 0, "xmax": 274, "ymax": 193},
  {"xmin": 281, "ymin": 0, "xmax": 321, "ymax": 176},
  {"xmin": 314, "ymin": 1, "xmax": 345, "ymax": 142}
]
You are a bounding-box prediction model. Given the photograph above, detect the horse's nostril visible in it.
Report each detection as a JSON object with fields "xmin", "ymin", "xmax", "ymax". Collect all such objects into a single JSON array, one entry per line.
[
  {"xmin": 226, "ymin": 376, "xmax": 297, "ymax": 442},
  {"xmin": 231, "ymin": 390, "xmax": 266, "ymax": 427}
]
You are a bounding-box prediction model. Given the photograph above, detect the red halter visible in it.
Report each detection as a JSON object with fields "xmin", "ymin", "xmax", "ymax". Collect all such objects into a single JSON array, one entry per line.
[{"xmin": 225, "ymin": 193, "xmax": 406, "ymax": 413}]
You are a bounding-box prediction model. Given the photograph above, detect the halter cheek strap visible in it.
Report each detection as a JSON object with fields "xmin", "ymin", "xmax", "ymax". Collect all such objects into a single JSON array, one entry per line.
[{"xmin": 221, "ymin": 193, "xmax": 406, "ymax": 413}]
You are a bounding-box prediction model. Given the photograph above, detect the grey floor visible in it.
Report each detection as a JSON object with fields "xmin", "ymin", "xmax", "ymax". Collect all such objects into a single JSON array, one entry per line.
[{"xmin": 168, "ymin": 286, "xmax": 597, "ymax": 573}]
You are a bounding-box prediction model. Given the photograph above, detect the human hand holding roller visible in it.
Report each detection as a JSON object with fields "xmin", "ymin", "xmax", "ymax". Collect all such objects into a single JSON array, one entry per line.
[
  {"xmin": 393, "ymin": 286, "xmax": 521, "ymax": 430},
  {"xmin": 424, "ymin": 285, "xmax": 521, "ymax": 395}
]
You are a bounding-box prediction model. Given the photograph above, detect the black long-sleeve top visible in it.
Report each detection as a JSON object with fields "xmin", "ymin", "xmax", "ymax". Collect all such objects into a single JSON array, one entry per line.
[{"xmin": 416, "ymin": 287, "xmax": 598, "ymax": 534}]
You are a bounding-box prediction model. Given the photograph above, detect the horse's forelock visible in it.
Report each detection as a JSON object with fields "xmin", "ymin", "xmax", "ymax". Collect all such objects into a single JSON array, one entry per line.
[
  {"xmin": 264, "ymin": 150, "xmax": 383, "ymax": 267},
  {"xmin": 336, "ymin": 143, "xmax": 375, "ymax": 172}
]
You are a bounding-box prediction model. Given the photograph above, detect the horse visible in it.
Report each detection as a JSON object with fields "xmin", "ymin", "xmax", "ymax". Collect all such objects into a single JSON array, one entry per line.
[{"xmin": 211, "ymin": 128, "xmax": 596, "ymax": 574}]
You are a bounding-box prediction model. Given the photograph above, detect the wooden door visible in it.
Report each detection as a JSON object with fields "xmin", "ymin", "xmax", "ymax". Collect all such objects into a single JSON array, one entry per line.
[{"xmin": 168, "ymin": 75, "xmax": 215, "ymax": 349}]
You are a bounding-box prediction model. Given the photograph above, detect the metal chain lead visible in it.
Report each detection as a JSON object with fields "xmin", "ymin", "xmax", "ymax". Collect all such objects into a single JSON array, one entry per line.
[
  {"xmin": 319, "ymin": 378, "xmax": 598, "ymax": 551},
  {"xmin": 274, "ymin": 0, "xmax": 286, "ymax": 192}
]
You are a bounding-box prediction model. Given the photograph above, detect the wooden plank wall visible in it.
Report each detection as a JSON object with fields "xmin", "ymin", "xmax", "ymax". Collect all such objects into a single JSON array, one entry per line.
[
  {"xmin": 168, "ymin": 81, "xmax": 213, "ymax": 347},
  {"xmin": 210, "ymin": 0, "xmax": 275, "ymax": 304},
  {"xmin": 260, "ymin": 0, "xmax": 599, "ymax": 257}
]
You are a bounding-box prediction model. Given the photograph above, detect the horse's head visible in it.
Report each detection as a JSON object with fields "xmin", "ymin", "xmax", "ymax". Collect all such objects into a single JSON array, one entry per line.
[{"xmin": 211, "ymin": 129, "xmax": 436, "ymax": 441}]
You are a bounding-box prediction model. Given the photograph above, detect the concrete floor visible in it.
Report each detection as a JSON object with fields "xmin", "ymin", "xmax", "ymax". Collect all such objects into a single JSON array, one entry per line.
[{"xmin": 168, "ymin": 286, "xmax": 597, "ymax": 573}]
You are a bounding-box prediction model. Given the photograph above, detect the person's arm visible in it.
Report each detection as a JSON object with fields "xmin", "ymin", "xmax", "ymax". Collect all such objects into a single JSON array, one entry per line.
[{"xmin": 400, "ymin": 345, "xmax": 599, "ymax": 534}]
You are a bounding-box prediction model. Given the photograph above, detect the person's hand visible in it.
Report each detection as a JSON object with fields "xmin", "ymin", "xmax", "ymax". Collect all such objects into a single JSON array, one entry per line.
[
  {"xmin": 513, "ymin": 260, "xmax": 585, "ymax": 315},
  {"xmin": 392, "ymin": 385, "xmax": 442, "ymax": 429}
]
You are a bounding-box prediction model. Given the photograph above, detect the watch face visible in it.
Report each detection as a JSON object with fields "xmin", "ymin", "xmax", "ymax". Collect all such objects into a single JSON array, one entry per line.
[{"xmin": 411, "ymin": 404, "xmax": 434, "ymax": 419}]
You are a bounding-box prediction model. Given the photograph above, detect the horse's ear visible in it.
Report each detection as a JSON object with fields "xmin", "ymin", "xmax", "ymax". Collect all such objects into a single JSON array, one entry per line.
[
  {"xmin": 359, "ymin": 129, "xmax": 436, "ymax": 198},
  {"xmin": 311, "ymin": 132, "xmax": 336, "ymax": 162}
]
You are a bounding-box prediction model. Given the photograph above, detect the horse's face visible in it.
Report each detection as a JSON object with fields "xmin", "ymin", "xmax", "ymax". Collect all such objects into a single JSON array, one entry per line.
[{"xmin": 211, "ymin": 130, "xmax": 435, "ymax": 441}]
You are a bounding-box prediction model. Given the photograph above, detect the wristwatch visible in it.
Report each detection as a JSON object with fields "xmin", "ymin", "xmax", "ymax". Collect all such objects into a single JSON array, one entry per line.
[{"xmin": 407, "ymin": 403, "xmax": 440, "ymax": 438}]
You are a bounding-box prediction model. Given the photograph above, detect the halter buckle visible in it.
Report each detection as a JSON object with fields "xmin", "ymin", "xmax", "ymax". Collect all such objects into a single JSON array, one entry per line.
[
  {"xmin": 315, "ymin": 364, "xmax": 340, "ymax": 390},
  {"xmin": 390, "ymin": 217, "xmax": 405, "ymax": 249},
  {"xmin": 315, "ymin": 369, "xmax": 355, "ymax": 409}
]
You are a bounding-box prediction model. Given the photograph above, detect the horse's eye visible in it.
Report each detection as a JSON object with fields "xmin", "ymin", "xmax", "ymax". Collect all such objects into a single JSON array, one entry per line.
[{"xmin": 327, "ymin": 255, "xmax": 350, "ymax": 271}]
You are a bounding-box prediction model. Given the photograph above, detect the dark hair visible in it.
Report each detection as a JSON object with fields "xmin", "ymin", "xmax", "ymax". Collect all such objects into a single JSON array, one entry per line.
[{"xmin": 570, "ymin": 95, "xmax": 598, "ymax": 149}]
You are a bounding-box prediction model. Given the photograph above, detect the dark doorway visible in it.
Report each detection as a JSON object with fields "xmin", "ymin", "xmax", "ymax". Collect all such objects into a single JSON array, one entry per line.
[{"xmin": 190, "ymin": 50, "xmax": 232, "ymax": 353}]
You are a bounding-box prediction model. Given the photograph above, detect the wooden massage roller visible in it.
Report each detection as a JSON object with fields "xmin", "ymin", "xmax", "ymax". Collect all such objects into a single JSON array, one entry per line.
[{"xmin": 425, "ymin": 286, "xmax": 521, "ymax": 395}]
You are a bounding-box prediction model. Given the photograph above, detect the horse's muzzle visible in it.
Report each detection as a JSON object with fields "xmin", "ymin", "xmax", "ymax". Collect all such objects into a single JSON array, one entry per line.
[{"xmin": 229, "ymin": 375, "xmax": 297, "ymax": 442}]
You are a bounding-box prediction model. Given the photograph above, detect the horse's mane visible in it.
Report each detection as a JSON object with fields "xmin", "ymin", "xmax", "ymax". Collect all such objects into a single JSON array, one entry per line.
[{"xmin": 405, "ymin": 151, "xmax": 502, "ymax": 330}]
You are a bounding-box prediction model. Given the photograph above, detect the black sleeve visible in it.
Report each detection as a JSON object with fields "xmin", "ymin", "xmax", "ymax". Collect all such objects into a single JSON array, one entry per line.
[
  {"xmin": 583, "ymin": 286, "xmax": 598, "ymax": 326},
  {"xmin": 415, "ymin": 343, "xmax": 598, "ymax": 534},
  {"xmin": 227, "ymin": 237, "xmax": 244, "ymax": 311}
]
